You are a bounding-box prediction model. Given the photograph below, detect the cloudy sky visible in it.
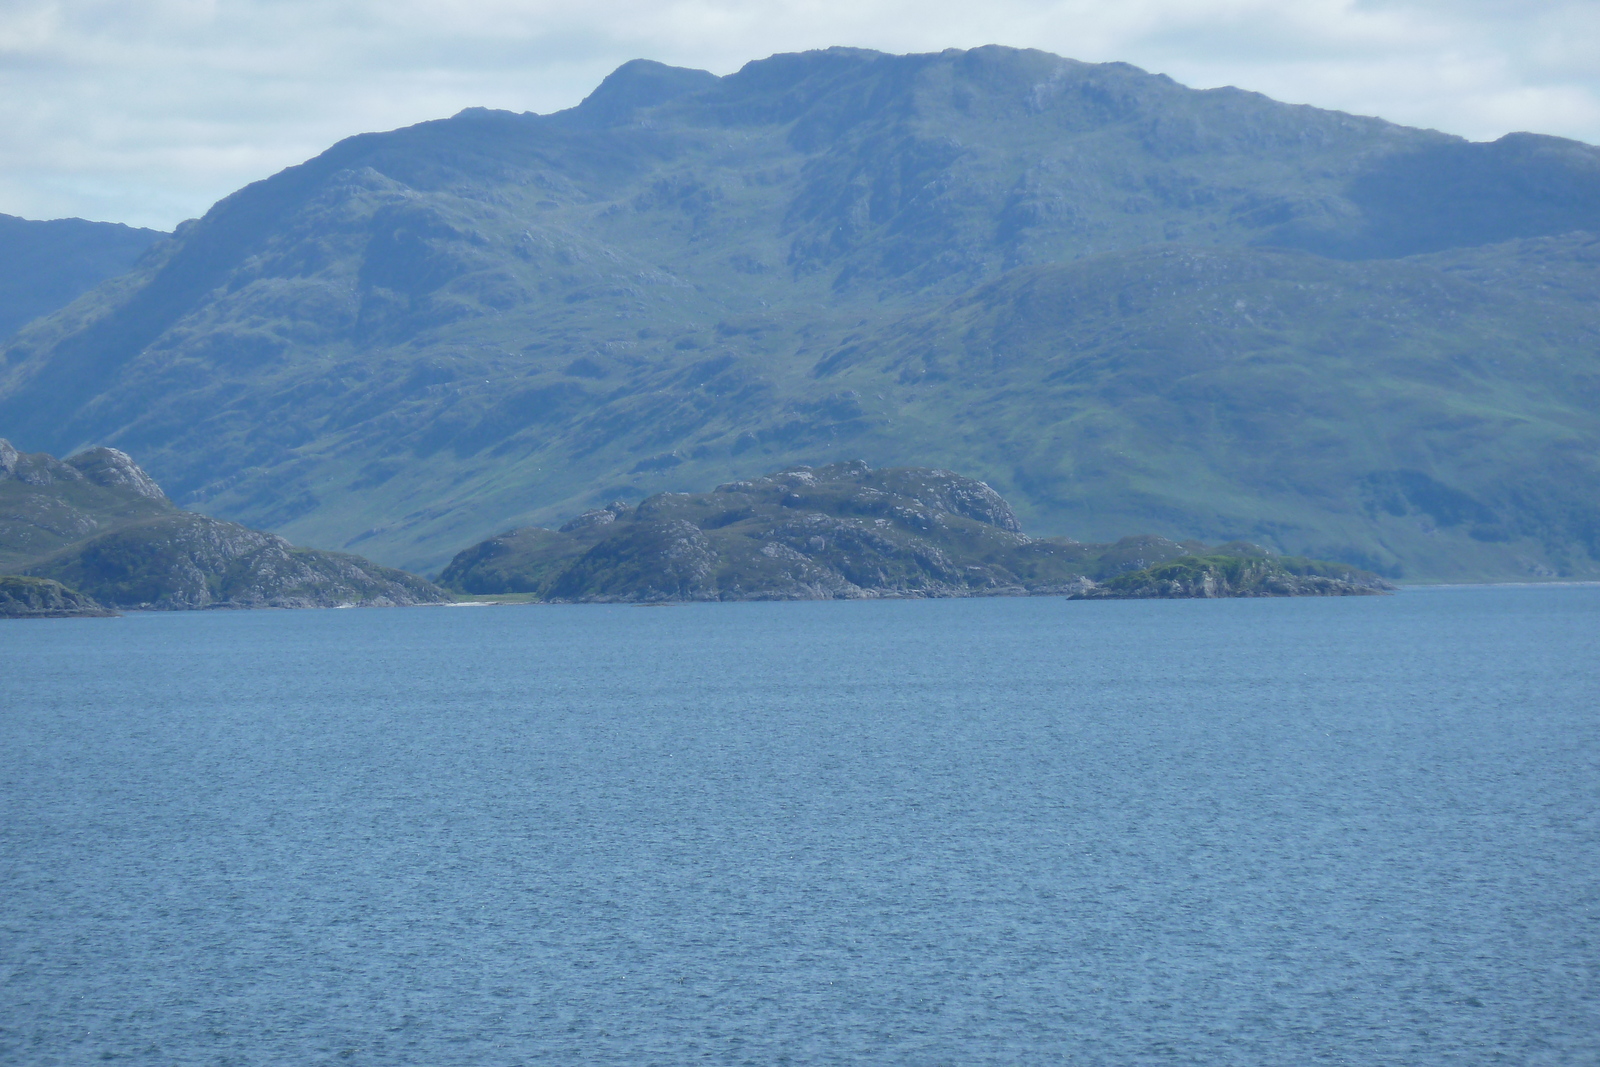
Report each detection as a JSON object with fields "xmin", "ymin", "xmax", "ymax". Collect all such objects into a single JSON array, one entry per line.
[{"xmin": 2, "ymin": 0, "xmax": 1597, "ymax": 230}]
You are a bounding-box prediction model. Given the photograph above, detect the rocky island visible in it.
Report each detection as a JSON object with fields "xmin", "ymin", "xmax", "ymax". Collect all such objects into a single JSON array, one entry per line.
[
  {"xmin": 441, "ymin": 462, "xmax": 1392, "ymax": 602},
  {"xmin": 1, "ymin": 439, "xmax": 450, "ymax": 612}
]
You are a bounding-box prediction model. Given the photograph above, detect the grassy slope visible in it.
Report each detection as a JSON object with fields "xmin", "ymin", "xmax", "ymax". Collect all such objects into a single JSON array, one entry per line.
[
  {"xmin": 816, "ymin": 237, "xmax": 1600, "ymax": 578},
  {"xmin": 0, "ymin": 48, "xmax": 1596, "ymax": 578}
]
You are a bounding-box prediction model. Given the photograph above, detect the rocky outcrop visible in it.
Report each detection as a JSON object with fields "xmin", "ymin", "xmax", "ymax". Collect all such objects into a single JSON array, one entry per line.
[
  {"xmin": 0, "ymin": 442, "xmax": 166, "ymax": 501},
  {"xmin": 0, "ymin": 575, "xmax": 117, "ymax": 618},
  {"xmin": 26, "ymin": 512, "xmax": 450, "ymax": 610},
  {"xmin": 65, "ymin": 447, "xmax": 168, "ymax": 500},
  {"xmin": 445, "ymin": 461, "xmax": 1074, "ymax": 602},
  {"xmin": 546, "ymin": 518, "xmax": 722, "ymax": 601},
  {"xmin": 441, "ymin": 461, "xmax": 1391, "ymax": 602},
  {"xmin": 2, "ymin": 439, "xmax": 449, "ymax": 609},
  {"xmin": 2, "ymin": 438, "xmax": 177, "ymax": 572}
]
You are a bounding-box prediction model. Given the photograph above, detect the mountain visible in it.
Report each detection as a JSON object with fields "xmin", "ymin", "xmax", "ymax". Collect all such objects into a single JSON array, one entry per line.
[
  {"xmin": 0, "ymin": 214, "xmax": 167, "ymax": 340},
  {"xmin": 0, "ymin": 46, "xmax": 1596, "ymax": 580},
  {"xmin": 0, "ymin": 439, "xmax": 448, "ymax": 609},
  {"xmin": 815, "ymin": 236, "xmax": 1600, "ymax": 577},
  {"xmin": 439, "ymin": 460, "xmax": 1390, "ymax": 601}
]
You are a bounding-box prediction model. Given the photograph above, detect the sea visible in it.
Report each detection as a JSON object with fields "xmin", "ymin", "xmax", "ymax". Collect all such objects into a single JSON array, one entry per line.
[{"xmin": 2, "ymin": 586, "xmax": 1597, "ymax": 1065}]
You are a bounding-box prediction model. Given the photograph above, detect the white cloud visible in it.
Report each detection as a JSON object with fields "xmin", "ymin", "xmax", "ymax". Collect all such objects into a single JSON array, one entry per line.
[{"xmin": 0, "ymin": 0, "xmax": 1595, "ymax": 229}]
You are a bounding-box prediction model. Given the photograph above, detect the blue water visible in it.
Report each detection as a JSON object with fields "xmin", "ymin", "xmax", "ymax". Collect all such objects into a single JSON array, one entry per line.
[{"xmin": 2, "ymin": 588, "xmax": 1598, "ymax": 1065}]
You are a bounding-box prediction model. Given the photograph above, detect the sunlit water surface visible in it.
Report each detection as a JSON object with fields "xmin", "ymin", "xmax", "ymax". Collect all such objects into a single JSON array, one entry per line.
[{"xmin": 3, "ymin": 587, "xmax": 1598, "ymax": 1065}]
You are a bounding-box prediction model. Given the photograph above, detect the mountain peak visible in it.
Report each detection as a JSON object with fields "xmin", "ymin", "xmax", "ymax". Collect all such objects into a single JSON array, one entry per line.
[{"xmin": 560, "ymin": 59, "xmax": 720, "ymax": 128}]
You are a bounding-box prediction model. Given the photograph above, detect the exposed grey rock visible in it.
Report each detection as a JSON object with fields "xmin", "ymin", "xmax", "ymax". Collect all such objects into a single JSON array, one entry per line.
[
  {"xmin": 0, "ymin": 439, "xmax": 85, "ymax": 487},
  {"xmin": 559, "ymin": 501, "xmax": 630, "ymax": 533},
  {"xmin": 65, "ymin": 447, "xmax": 168, "ymax": 501},
  {"xmin": 26, "ymin": 512, "xmax": 450, "ymax": 610}
]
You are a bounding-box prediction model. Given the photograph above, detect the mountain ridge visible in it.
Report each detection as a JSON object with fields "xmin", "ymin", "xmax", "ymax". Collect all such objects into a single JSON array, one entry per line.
[
  {"xmin": 1, "ymin": 45, "xmax": 1595, "ymax": 579},
  {"xmin": 0, "ymin": 213, "xmax": 167, "ymax": 341}
]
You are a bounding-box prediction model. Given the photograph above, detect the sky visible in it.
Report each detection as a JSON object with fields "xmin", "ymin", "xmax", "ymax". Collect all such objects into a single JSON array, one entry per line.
[{"xmin": 2, "ymin": 0, "xmax": 1597, "ymax": 231}]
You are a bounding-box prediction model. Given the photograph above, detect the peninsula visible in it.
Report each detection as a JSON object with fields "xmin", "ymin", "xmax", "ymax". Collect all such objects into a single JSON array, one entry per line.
[{"xmin": 0, "ymin": 439, "xmax": 449, "ymax": 612}]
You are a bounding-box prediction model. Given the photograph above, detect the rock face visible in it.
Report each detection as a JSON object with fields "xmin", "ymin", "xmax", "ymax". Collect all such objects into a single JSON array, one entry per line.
[
  {"xmin": 0, "ymin": 575, "xmax": 116, "ymax": 618},
  {"xmin": 0, "ymin": 441, "xmax": 174, "ymax": 571},
  {"xmin": 1, "ymin": 438, "xmax": 449, "ymax": 609},
  {"xmin": 63, "ymin": 446, "xmax": 168, "ymax": 500},
  {"xmin": 440, "ymin": 462, "xmax": 1391, "ymax": 601}
]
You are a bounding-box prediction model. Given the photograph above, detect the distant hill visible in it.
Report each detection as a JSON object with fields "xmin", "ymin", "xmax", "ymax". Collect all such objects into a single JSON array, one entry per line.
[
  {"xmin": 0, "ymin": 439, "xmax": 447, "ymax": 609},
  {"xmin": 0, "ymin": 46, "xmax": 1595, "ymax": 580},
  {"xmin": 0, "ymin": 214, "xmax": 166, "ymax": 340},
  {"xmin": 439, "ymin": 461, "xmax": 1390, "ymax": 600}
]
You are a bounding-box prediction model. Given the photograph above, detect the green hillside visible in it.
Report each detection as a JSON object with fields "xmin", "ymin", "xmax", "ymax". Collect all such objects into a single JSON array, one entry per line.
[
  {"xmin": 0, "ymin": 47, "xmax": 1595, "ymax": 579},
  {"xmin": 814, "ymin": 237, "xmax": 1600, "ymax": 578}
]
